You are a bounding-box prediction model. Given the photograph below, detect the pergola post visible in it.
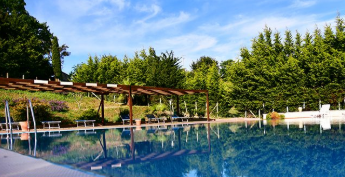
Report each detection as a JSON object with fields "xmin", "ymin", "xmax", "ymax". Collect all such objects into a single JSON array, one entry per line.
[
  {"xmin": 101, "ymin": 94, "xmax": 105, "ymax": 125},
  {"xmin": 130, "ymin": 127, "xmax": 135, "ymax": 160},
  {"xmin": 207, "ymin": 123, "xmax": 211, "ymax": 152},
  {"xmin": 206, "ymin": 91, "xmax": 210, "ymax": 121},
  {"xmin": 129, "ymin": 85, "xmax": 133, "ymax": 125},
  {"xmin": 176, "ymin": 96, "xmax": 180, "ymax": 116}
]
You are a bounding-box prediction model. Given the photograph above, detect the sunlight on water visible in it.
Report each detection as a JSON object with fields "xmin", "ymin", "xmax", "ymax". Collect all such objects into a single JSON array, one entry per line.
[{"xmin": 2, "ymin": 117, "xmax": 345, "ymax": 177}]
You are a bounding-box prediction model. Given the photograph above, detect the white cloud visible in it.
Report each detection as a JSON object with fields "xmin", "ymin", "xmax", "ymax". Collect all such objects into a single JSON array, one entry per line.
[
  {"xmin": 135, "ymin": 4, "xmax": 162, "ymax": 23},
  {"xmin": 154, "ymin": 34, "xmax": 217, "ymax": 53},
  {"xmin": 154, "ymin": 12, "xmax": 192, "ymax": 29},
  {"xmin": 110, "ymin": 0, "xmax": 128, "ymax": 10},
  {"xmin": 55, "ymin": 0, "xmax": 127, "ymax": 18},
  {"xmin": 130, "ymin": 11, "xmax": 193, "ymax": 36},
  {"xmin": 236, "ymin": 15, "xmax": 324, "ymax": 37},
  {"xmin": 290, "ymin": 0, "xmax": 316, "ymax": 8},
  {"xmin": 25, "ymin": 0, "xmax": 344, "ymax": 73}
]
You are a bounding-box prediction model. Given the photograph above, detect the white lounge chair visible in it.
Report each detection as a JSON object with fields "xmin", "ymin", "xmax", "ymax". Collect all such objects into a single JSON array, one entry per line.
[
  {"xmin": 146, "ymin": 114, "xmax": 166, "ymax": 123},
  {"xmin": 0, "ymin": 117, "xmax": 20, "ymax": 130},
  {"xmin": 41, "ymin": 121, "xmax": 61, "ymax": 129},
  {"xmin": 171, "ymin": 115, "xmax": 190, "ymax": 123},
  {"xmin": 320, "ymin": 118, "xmax": 331, "ymax": 130},
  {"xmin": 75, "ymin": 120, "xmax": 95, "ymax": 127},
  {"xmin": 319, "ymin": 104, "xmax": 330, "ymax": 118}
]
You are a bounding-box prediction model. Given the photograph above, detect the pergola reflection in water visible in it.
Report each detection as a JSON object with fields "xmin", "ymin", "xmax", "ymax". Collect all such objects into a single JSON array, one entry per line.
[{"xmin": 75, "ymin": 124, "xmax": 212, "ymax": 171}]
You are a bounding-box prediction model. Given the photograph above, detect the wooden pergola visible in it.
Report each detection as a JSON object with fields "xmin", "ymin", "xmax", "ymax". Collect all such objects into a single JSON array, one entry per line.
[{"xmin": 0, "ymin": 77, "xmax": 210, "ymax": 124}]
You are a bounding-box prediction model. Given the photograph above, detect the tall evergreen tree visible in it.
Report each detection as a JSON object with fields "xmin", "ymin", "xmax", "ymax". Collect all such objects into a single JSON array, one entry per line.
[
  {"xmin": 0, "ymin": 0, "xmax": 53, "ymax": 79},
  {"xmin": 230, "ymin": 15, "xmax": 345, "ymax": 112},
  {"xmin": 52, "ymin": 36, "xmax": 61, "ymax": 80}
]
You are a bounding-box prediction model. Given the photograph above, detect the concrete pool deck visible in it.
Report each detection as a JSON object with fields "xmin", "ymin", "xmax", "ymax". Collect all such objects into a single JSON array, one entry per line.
[
  {"xmin": 0, "ymin": 148, "xmax": 104, "ymax": 177},
  {"xmin": 0, "ymin": 118, "xmax": 260, "ymax": 134}
]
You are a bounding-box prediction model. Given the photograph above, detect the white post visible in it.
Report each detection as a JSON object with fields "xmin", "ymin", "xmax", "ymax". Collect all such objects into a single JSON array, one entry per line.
[
  {"xmin": 319, "ymin": 100, "xmax": 321, "ymax": 110},
  {"xmin": 216, "ymin": 102, "xmax": 219, "ymax": 118},
  {"xmin": 286, "ymin": 106, "xmax": 289, "ymax": 112},
  {"xmin": 169, "ymin": 99, "xmax": 172, "ymax": 111},
  {"xmin": 303, "ymin": 101, "xmax": 305, "ymax": 109},
  {"xmin": 184, "ymin": 101, "xmax": 187, "ymax": 114}
]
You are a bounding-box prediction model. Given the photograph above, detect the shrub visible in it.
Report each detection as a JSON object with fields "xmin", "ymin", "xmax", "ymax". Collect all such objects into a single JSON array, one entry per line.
[
  {"xmin": 148, "ymin": 104, "xmax": 168, "ymax": 116},
  {"xmin": 266, "ymin": 111, "xmax": 284, "ymax": 119},
  {"xmin": 78, "ymin": 109, "xmax": 100, "ymax": 121},
  {"xmin": 12, "ymin": 98, "xmax": 51, "ymax": 122},
  {"xmin": 49, "ymin": 100, "xmax": 69, "ymax": 112},
  {"xmin": 120, "ymin": 108, "xmax": 129, "ymax": 115}
]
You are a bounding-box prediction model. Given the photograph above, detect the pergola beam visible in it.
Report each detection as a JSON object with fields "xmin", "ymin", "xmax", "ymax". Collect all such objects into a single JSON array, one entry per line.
[{"xmin": 0, "ymin": 77, "xmax": 211, "ymax": 123}]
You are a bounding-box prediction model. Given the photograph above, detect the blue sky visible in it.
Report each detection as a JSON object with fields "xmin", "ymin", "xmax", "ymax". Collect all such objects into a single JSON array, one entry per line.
[{"xmin": 25, "ymin": 0, "xmax": 345, "ymax": 73}]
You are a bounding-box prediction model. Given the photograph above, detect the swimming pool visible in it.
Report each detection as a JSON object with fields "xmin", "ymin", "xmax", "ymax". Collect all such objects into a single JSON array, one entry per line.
[{"xmin": 1, "ymin": 119, "xmax": 345, "ymax": 176}]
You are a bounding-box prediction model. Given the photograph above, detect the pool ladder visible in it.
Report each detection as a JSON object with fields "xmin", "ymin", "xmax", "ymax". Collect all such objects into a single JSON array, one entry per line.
[{"xmin": 5, "ymin": 99, "xmax": 37, "ymax": 152}]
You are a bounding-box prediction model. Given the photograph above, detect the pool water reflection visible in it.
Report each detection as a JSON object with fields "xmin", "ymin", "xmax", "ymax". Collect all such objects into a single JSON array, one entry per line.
[{"xmin": 2, "ymin": 119, "xmax": 345, "ymax": 177}]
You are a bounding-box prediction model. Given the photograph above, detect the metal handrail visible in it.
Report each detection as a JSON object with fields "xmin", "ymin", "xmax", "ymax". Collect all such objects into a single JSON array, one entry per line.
[
  {"xmin": 28, "ymin": 99, "xmax": 37, "ymax": 156},
  {"xmin": 28, "ymin": 99, "xmax": 37, "ymax": 134},
  {"xmin": 5, "ymin": 100, "xmax": 13, "ymax": 133},
  {"xmin": 4, "ymin": 100, "xmax": 37, "ymax": 154},
  {"xmin": 5, "ymin": 100, "xmax": 13, "ymax": 150}
]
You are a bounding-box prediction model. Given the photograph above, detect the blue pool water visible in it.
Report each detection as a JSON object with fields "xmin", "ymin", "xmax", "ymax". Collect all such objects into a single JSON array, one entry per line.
[{"xmin": 1, "ymin": 119, "xmax": 345, "ymax": 177}]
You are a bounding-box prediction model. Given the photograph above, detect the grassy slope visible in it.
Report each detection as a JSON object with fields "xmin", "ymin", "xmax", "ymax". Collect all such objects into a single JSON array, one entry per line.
[{"xmin": 0, "ymin": 89, "xmax": 150, "ymax": 125}]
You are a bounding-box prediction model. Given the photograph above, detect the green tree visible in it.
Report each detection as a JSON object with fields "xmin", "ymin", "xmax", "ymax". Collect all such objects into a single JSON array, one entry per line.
[
  {"xmin": 0, "ymin": 0, "xmax": 53, "ymax": 79},
  {"xmin": 220, "ymin": 59, "xmax": 234, "ymax": 79},
  {"xmin": 52, "ymin": 36, "xmax": 62, "ymax": 80},
  {"xmin": 191, "ymin": 56, "xmax": 218, "ymax": 71},
  {"xmin": 229, "ymin": 15, "xmax": 345, "ymax": 112}
]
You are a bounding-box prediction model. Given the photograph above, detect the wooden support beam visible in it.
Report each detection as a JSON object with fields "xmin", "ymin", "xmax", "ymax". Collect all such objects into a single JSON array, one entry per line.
[
  {"xmin": 129, "ymin": 85, "xmax": 133, "ymax": 125},
  {"xmin": 176, "ymin": 95, "xmax": 180, "ymax": 116},
  {"xmin": 206, "ymin": 91, "xmax": 210, "ymax": 121},
  {"xmin": 101, "ymin": 94, "xmax": 105, "ymax": 125}
]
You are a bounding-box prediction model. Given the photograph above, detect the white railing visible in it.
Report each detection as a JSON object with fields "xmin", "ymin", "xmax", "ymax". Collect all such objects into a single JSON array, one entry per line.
[
  {"xmin": 5, "ymin": 100, "xmax": 13, "ymax": 150},
  {"xmin": 4, "ymin": 99, "xmax": 37, "ymax": 155},
  {"xmin": 28, "ymin": 99, "xmax": 37, "ymax": 157}
]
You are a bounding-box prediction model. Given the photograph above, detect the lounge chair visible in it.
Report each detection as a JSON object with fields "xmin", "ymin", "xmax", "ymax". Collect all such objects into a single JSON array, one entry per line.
[
  {"xmin": 75, "ymin": 120, "xmax": 95, "ymax": 127},
  {"xmin": 41, "ymin": 121, "xmax": 61, "ymax": 129},
  {"xmin": 320, "ymin": 118, "xmax": 331, "ymax": 130},
  {"xmin": 146, "ymin": 114, "xmax": 166, "ymax": 123},
  {"xmin": 76, "ymin": 129, "xmax": 96, "ymax": 135},
  {"xmin": 147, "ymin": 126, "xmax": 158, "ymax": 133},
  {"xmin": 171, "ymin": 115, "xmax": 190, "ymax": 123},
  {"xmin": 121, "ymin": 114, "xmax": 143, "ymax": 125},
  {"xmin": 121, "ymin": 114, "xmax": 130, "ymax": 125},
  {"xmin": 0, "ymin": 117, "xmax": 20, "ymax": 130},
  {"xmin": 42, "ymin": 131, "xmax": 62, "ymax": 137},
  {"xmin": 315, "ymin": 104, "xmax": 330, "ymax": 118},
  {"xmin": 121, "ymin": 128, "xmax": 131, "ymax": 137}
]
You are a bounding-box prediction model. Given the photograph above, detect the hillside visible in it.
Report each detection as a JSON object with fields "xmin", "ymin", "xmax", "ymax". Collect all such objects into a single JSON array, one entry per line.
[{"xmin": 0, "ymin": 89, "xmax": 150, "ymax": 125}]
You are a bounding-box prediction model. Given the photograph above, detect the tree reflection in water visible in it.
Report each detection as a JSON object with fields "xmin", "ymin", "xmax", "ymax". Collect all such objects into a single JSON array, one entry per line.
[{"xmin": 2, "ymin": 120, "xmax": 345, "ymax": 177}]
